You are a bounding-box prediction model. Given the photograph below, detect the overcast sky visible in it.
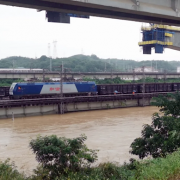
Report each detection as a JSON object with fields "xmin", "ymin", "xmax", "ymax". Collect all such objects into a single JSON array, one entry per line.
[{"xmin": 0, "ymin": 4, "xmax": 180, "ymax": 61}]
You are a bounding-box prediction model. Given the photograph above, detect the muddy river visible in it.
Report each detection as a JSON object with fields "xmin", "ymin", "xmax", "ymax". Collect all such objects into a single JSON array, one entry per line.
[{"xmin": 0, "ymin": 107, "xmax": 158, "ymax": 175}]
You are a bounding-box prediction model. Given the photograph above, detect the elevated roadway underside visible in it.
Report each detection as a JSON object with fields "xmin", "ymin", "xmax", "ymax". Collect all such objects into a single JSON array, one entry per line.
[{"xmin": 1, "ymin": 0, "xmax": 180, "ymax": 25}]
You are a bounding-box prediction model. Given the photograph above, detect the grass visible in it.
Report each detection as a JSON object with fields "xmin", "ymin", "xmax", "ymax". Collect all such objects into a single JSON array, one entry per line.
[
  {"xmin": 2, "ymin": 150, "xmax": 180, "ymax": 180},
  {"xmin": 0, "ymin": 159, "xmax": 28, "ymax": 180}
]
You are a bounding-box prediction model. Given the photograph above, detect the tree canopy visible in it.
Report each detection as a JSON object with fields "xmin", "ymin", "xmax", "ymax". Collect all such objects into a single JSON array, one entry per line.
[
  {"xmin": 0, "ymin": 55, "xmax": 179, "ymax": 72},
  {"xmin": 130, "ymin": 92, "xmax": 180, "ymax": 159}
]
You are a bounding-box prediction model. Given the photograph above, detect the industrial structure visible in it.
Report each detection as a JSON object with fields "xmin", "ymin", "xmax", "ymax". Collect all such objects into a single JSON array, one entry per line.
[
  {"xmin": 1, "ymin": 0, "xmax": 180, "ymax": 25},
  {"xmin": 139, "ymin": 24, "xmax": 180, "ymax": 54}
]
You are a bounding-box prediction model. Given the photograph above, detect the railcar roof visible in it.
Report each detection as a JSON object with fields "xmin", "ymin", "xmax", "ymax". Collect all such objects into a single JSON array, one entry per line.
[{"xmin": 14, "ymin": 82, "xmax": 96, "ymax": 85}]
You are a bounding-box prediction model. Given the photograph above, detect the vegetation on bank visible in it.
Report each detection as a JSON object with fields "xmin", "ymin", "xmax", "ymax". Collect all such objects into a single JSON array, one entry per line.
[
  {"xmin": 83, "ymin": 77, "xmax": 180, "ymax": 84},
  {"xmin": 2, "ymin": 149, "xmax": 180, "ymax": 179},
  {"xmin": 2, "ymin": 93, "xmax": 180, "ymax": 179},
  {"xmin": 0, "ymin": 79, "xmax": 23, "ymax": 87},
  {"xmin": 1, "ymin": 54, "xmax": 180, "ymax": 72}
]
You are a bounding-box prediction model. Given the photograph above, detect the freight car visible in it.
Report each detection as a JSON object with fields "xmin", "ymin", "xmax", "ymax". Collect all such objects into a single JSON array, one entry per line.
[
  {"xmin": 9, "ymin": 82, "xmax": 97, "ymax": 99},
  {"xmin": 0, "ymin": 86, "xmax": 9, "ymax": 98},
  {"xmin": 97, "ymin": 83, "xmax": 180, "ymax": 95},
  {"xmin": 8, "ymin": 82, "xmax": 180, "ymax": 99}
]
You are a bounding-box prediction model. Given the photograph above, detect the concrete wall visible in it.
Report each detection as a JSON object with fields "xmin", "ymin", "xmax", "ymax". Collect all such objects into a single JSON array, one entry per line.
[
  {"xmin": 0, "ymin": 98, "xmax": 151, "ymax": 119},
  {"xmin": 0, "ymin": 105, "xmax": 58, "ymax": 119}
]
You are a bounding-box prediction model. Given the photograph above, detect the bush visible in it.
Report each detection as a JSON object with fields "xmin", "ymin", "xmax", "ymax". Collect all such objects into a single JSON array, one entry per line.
[
  {"xmin": 29, "ymin": 134, "xmax": 98, "ymax": 179},
  {"xmin": 130, "ymin": 92, "xmax": 180, "ymax": 159},
  {"xmin": 0, "ymin": 159, "xmax": 27, "ymax": 180}
]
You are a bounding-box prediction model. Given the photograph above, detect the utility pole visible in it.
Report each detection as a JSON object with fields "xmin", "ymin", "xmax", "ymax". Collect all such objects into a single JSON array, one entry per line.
[
  {"xmin": 12, "ymin": 60, "xmax": 14, "ymax": 71},
  {"xmin": 54, "ymin": 62, "xmax": 64, "ymax": 114},
  {"xmin": 42, "ymin": 69, "xmax": 48, "ymax": 82},
  {"xmin": 104, "ymin": 60, "xmax": 107, "ymax": 72},
  {"xmin": 60, "ymin": 61, "xmax": 64, "ymax": 114},
  {"xmin": 60, "ymin": 61, "xmax": 63, "ymax": 99},
  {"xmin": 53, "ymin": 41, "xmax": 57, "ymax": 59},
  {"xmin": 164, "ymin": 69, "xmax": 167, "ymax": 83},
  {"xmin": 43, "ymin": 69, "xmax": 45, "ymax": 82},
  {"xmin": 133, "ymin": 69, "xmax": 135, "ymax": 82},
  {"xmin": 142, "ymin": 66, "xmax": 145, "ymax": 107},
  {"xmin": 50, "ymin": 57, "xmax": 52, "ymax": 72},
  {"xmin": 48, "ymin": 43, "xmax": 52, "ymax": 71},
  {"xmin": 156, "ymin": 61, "xmax": 157, "ymax": 71},
  {"xmin": 64, "ymin": 67, "xmax": 71, "ymax": 82}
]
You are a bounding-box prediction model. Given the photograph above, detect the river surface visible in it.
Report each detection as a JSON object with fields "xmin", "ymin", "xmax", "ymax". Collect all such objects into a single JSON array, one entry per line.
[{"xmin": 0, "ymin": 107, "xmax": 158, "ymax": 175}]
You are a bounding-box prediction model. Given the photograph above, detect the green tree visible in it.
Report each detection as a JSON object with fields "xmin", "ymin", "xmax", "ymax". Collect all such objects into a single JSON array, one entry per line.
[
  {"xmin": 130, "ymin": 92, "xmax": 180, "ymax": 159},
  {"xmin": 29, "ymin": 134, "xmax": 98, "ymax": 179}
]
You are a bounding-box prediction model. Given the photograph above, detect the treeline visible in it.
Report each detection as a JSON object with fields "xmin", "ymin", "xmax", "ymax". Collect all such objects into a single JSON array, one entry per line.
[
  {"xmin": 0, "ymin": 79, "xmax": 23, "ymax": 87},
  {"xmin": 1, "ymin": 54, "xmax": 180, "ymax": 72},
  {"xmin": 83, "ymin": 77, "xmax": 180, "ymax": 84}
]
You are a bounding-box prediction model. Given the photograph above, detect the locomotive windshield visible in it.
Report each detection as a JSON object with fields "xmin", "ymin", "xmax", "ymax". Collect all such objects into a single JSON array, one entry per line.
[{"xmin": 9, "ymin": 83, "xmax": 17, "ymax": 95}]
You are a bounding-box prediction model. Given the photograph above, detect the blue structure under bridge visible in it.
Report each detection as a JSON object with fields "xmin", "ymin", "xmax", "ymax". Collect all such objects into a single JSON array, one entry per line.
[{"xmin": 138, "ymin": 25, "xmax": 179, "ymax": 54}]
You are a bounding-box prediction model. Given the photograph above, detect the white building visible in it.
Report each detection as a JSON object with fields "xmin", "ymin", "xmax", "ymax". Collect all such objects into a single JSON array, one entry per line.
[
  {"xmin": 177, "ymin": 67, "xmax": 180, "ymax": 73},
  {"xmin": 134, "ymin": 66, "xmax": 158, "ymax": 73}
]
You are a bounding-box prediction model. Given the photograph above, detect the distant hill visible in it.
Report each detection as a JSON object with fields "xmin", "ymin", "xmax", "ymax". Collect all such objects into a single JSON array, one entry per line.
[{"xmin": 0, "ymin": 54, "xmax": 179, "ymax": 72}]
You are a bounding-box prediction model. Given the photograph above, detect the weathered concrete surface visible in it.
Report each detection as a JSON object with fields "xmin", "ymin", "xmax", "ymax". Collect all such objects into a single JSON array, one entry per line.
[
  {"xmin": 0, "ymin": 98, "xmax": 151, "ymax": 119},
  {"xmin": 0, "ymin": 0, "xmax": 180, "ymax": 25}
]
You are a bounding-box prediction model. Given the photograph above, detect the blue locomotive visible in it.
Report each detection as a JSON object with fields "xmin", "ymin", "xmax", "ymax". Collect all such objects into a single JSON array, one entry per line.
[{"xmin": 9, "ymin": 82, "xmax": 97, "ymax": 99}]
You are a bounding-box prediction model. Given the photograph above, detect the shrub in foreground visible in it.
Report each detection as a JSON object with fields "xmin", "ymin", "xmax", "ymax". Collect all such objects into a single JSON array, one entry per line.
[
  {"xmin": 130, "ymin": 93, "xmax": 180, "ymax": 159},
  {"xmin": 0, "ymin": 159, "xmax": 27, "ymax": 180},
  {"xmin": 29, "ymin": 134, "xmax": 98, "ymax": 179},
  {"xmin": 3, "ymin": 150, "xmax": 180, "ymax": 179}
]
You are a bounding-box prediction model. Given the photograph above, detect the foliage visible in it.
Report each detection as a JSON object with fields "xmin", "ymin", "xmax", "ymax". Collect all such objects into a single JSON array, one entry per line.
[
  {"xmin": 83, "ymin": 77, "xmax": 128, "ymax": 84},
  {"xmin": 0, "ymin": 78, "xmax": 23, "ymax": 87},
  {"xmin": 151, "ymin": 93, "xmax": 180, "ymax": 117},
  {"xmin": 1, "ymin": 55, "xmax": 180, "ymax": 73},
  {"xmin": 0, "ymin": 159, "xmax": 27, "ymax": 180},
  {"xmin": 130, "ymin": 92, "xmax": 180, "ymax": 159},
  {"xmin": 29, "ymin": 134, "xmax": 98, "ymax": 179},
  {"xmin": 4, "ymin": 147, "xmax": 180, "ymax": 179},
  {"xmin": 134, "ymin": 150, "xmax": 180, "ymax": 180}
]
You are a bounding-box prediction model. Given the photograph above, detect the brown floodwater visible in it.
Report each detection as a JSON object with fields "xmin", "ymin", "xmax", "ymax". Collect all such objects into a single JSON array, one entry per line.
[{"xmin": 0, "ymin": 107, "xmax": 158, "ymax": 175}]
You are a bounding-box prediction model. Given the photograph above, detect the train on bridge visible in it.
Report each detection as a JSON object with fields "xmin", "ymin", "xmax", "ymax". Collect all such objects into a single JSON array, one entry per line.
[{"xmin": 0, "ymin": 82, "xmax": 180, "ymax": 99}]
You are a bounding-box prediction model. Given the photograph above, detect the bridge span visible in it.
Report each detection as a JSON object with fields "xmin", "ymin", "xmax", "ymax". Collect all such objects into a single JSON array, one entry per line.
[
  {"xmin": 1, "ymin": 0, "xmax": 180, "ymax": 25},
  {"xmin": 1, "ymin": 71, "xmax": 180, "ymax": 80}
]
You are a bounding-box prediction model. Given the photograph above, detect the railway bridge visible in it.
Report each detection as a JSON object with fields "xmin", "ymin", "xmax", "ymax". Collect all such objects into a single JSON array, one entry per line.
[
  {"xmin": 0, "ymin": 92, "xmax": 172, "ymax": 119},
  {"xmin": 1, "ymin": 71, "xmax": 180, "ymax": 81}
]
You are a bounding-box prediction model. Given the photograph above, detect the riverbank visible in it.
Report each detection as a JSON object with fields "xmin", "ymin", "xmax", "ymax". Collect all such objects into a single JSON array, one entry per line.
[{"xmin": 1, "ymin": 149, "xmax": 180, "ymax": 180}]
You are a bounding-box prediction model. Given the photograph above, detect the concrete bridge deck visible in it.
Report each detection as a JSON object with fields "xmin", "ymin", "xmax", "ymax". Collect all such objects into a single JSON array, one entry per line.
[
  {"xmin": 1, "ymin": 71, "xmax": 180, "ymax": 80},
  {"xmin": 1, "ymin": 0, "xmax": 180, "ymax": 25}
]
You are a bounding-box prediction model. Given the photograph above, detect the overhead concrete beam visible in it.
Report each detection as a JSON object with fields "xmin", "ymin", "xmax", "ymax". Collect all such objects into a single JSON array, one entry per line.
[
  {"xmin": 171, "ymin": 0, "xmax": 180, "ymax": 11},
  {"xmin": 1, "ymin": 0, "xmax": 180, "ymax": 25}
]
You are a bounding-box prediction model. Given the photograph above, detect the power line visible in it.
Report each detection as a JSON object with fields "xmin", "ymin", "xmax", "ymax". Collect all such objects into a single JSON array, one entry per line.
[{"xmin": 53, "ymin": 41, "xmax": 57, "ymax": 59}]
